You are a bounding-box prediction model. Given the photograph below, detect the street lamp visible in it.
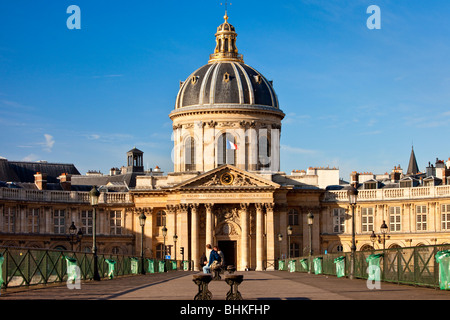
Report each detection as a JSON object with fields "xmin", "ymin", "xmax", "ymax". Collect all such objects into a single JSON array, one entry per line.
[
  {"xmin": 307, "ymin": 212, "xmax": 314, "ymax": 274},
  {"xmin": 139, "ymin": 212, "xmax": 147, "ymax": 275},
  {"xmin": 277, "ymin": 233, "xmax": 283, "ymax": 260},
  {"xmin": 173, "ymin": 234, "xmax": 178, "ymax": 261},
  {"xmin": 162, "ymin": 225, "xmax": 168, "ymax": 272},
  {"xmin": 379, "ymin": 220, "xmax": 389, "ymax": 250},
  {"xmin": 370, "ymin": 230, "xmax": 377, "ymax": 249},
  {"xmin": 370, "ymin": 222, "xmax": 390, "ymax": 250},
  {"xmin": 347, "ymin": 185, "xmax": 358, "ymax": 280},
  {"xmin": 89, "ymin": 186, "xmax": 101, "ymax": 281},
  {"xmin": 287, "ymin": 225, "xmax": 293, "ymax": 259},
  {"xmin": 68, "ymin": 221, "xmax": 83, "ymax": 252}
]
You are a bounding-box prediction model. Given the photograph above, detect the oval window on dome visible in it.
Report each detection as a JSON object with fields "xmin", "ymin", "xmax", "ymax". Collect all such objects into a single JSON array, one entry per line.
[
  {"xmin": 223, "ymin": 72, "xmax": 230, "ymax": 83},
  {"xmin": 191, "ymin": 75, "xmax": 199, "ymax": 85}
]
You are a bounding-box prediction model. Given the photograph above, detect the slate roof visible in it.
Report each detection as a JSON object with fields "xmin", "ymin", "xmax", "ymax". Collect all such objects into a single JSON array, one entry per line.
[
  {"xmin": 176, "ymin": 62, "xmax": 280, "ymax": 110},
  {"xmin": 407, "ymin": 147, "xmax": 420, "ymax": 175},
  {"xmin": 0, "ymin": 159, "xmax": 80, "ymax": 184}
]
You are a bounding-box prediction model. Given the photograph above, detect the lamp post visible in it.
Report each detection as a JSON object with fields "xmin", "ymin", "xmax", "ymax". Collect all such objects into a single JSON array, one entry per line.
[
  {"xmin": 347, "ymin": 185, "xmax": 358, "ymax": 280},
  {"xmin": 277, "ymin": 233, "xmax": 283, "ymax": 260},
  {"xmin": 370, "ymin": 230, "xmax": 377, "ymax": 250},
  {"xmin": 173, "ymin": 234, "xmax": 178, "ymax": 261},
  {"xmin": 287, "ymin": 225, "xmax": 293, "ymax": 259},
  {"xmin": 307, "ymin": 212, "xmax": 314, "ymax": 274},
  {"xmin": 139, "ymin": 212, "xmax": 147, "ymax": 275},
  {"xmin": 370, "ymin": 222, "xmax": 390, "ymax": 250},
  {"xmin": 68, "ymin": 221, "xmax": 83, "ymax": 252},
  {"xmin": 162, "ymin": 225, "xmax": 168, "ymax": 272},
  {"xmin": 379, "ymin": 221, "xmax": 389, "ymax": 250},
  {"xmin": 89, "ymin": 186, "xmax": 101, "ymax": 281}
]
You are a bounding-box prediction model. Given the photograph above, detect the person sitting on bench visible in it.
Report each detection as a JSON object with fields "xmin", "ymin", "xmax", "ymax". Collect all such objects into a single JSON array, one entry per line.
[{"xmin": 203, "ymin": 246, "xmax": 221, "ymax": 274}]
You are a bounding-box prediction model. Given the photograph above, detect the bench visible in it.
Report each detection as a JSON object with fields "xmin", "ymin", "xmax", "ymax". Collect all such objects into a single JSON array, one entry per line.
[{"xmin": 193, "ymin": 274, "xmax": 213, "ymax": 300}]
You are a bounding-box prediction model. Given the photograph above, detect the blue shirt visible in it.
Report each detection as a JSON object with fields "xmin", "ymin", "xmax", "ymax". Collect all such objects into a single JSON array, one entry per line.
[{"xmin": 207, "ymin": 250, "xmax": 220, "ymax": 267}]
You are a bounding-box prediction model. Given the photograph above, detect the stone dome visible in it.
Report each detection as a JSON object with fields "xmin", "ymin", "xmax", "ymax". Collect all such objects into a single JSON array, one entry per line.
[
  {"xmin": 173, "ymin": 12, "xmax": 281, "ymax": 112},
  {"xmin": 175, "ymin": 62, "xmax": 279, "ymax": 110}
]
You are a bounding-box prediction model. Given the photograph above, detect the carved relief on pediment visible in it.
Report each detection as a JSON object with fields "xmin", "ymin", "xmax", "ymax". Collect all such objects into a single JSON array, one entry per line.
[{"xmin": 201, "ymin": 173, "xmax": 259, "ymax": 187}]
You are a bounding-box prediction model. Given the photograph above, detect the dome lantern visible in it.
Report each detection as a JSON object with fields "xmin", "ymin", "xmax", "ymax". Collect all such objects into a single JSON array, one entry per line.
[{"xmin": 208, "ymin": 12, "xmax": 244, "ymax": 64}]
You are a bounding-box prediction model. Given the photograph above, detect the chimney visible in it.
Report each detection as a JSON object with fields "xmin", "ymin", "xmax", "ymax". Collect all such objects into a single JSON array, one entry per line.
[
  {"xmin": 350, "ymin": 171, "xmax": 359, "ymax": 187},
  {"xmin": 59, "ymin": 173, "xmax": 72, "ymax": 191},
  {"xmin": 391, "ymin": 166, "xmax": 401, "ymax": 182},
  {"xmin": 34, "ymin": 172, "xmax": 47, "ymax": 190}
]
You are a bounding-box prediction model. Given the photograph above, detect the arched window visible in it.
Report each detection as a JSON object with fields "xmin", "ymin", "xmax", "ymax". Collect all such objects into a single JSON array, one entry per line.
[
  {"xmin": 258, "ymin": 130, "xmax": 271, "ymax": 170},
  {"xmin": 184, "ymin": 136, "xmax": 196, "ymax": 171},
  {"xmin": 360, "ymin": 244, "xmax": 375, "ymax": 251},
  {"xmin": 217, "ymin": 133, "xmax": 236, "ymax": 166},
  {"xmin": 156, "ymin": 211, "xmax": 166, "ymax": 227}
]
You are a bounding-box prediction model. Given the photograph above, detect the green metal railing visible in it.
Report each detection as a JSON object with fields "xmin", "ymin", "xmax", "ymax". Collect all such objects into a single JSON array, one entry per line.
[
  {"xmin": 0, "ymin": 246, "xmax": 192, "ymax": 291},
  {"xmin": 279, "ymin": 244, "xmax": 450, "ymax": 288}
]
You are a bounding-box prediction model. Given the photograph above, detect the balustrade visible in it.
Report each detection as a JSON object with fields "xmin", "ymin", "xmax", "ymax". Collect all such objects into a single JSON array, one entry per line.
[
  {"xmin": 324, "ymin": 185, "xmax": 450, "ymax": 202},
  {"xmin": 0, "ymin": 188, "xmax": 132, "ymax": 204}
]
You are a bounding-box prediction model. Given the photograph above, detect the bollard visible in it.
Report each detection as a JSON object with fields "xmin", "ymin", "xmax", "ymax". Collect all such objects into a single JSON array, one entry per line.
[
  {"xmin": 225, "ymin": 275, "xmax": 244, "ymax": 300},
  {"xmin": 193, "ymin": 274, "xmax": 213, "ymax": 300}
]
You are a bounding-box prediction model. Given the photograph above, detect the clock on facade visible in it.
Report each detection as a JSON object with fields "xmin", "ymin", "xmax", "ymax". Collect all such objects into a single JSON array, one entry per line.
[{"xmin": 220, "ymin": 172, "xmax": 234, "ymax": 185}]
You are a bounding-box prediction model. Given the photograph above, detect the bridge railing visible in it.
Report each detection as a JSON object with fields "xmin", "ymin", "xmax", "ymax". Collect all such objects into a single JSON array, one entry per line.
[
  {"xmin": 0, "ymin": 246, "xmax": 192, "ymax": 291},
  {"xmin": 277, "ymin": 244, "xmax": 450, "ymax": 288}
]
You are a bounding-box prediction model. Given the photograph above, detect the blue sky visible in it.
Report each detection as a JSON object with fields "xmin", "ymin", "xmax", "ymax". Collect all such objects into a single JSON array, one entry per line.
[{"xmin": 1, "ymin": 0, "xmax": 450, "ymax": 179}]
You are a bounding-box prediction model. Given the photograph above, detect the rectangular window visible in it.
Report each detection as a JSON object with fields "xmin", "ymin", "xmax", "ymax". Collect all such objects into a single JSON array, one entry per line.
[
  {"xmin": 333, "ymin": 208, "xmax": 345, "ymax": 233},
  {"xmin": 81, "ymin": 210, "xmax": 93, "ymax": 235},
  {"xmin": 54, "ymin": 209, "xmax": 65, "ymax": 234},
  {"xmin": 442, "ymin": 204, "xmax": 450, "ymax": 230},
  {"xmin": 389, "ymin": 207, "xmax": 401, "ymax": 232},
  {"xmin": 110, "ymin": 210, "xmax": 122, "ymax": 235},
  {"xmin": 4, "ymin": 207, "xmax": 16, "ymax": 233},
  {"xmin": 416, "ymin": 205, "xmax": 427, "ymax": 231},
  {"xmin": 28, "ymin": 208, "xmax": 40, "ymax": 233},
  {"xmin": 288, "ymin": 209, "xmax": 299, "ymax": 226},
  {"xmin": 361, "ymin": 207, "xmax": 374, "ymax": 232}
]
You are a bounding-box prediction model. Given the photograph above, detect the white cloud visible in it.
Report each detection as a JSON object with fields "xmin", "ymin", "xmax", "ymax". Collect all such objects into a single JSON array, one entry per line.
[
  {"xmin": 22, "ymin": 154, "xmax": 39, "ymax": 162},
  {"xmin": 281, "ymin": 144, "xmax": 316, "ymax": 155},
  {"xmin": 42, "ymin": 134, "xmax": 55, "ymax": 152}
]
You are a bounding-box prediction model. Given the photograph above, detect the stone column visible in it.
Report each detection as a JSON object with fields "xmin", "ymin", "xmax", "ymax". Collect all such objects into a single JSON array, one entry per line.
[
  {"xmin": 190, "ymin": 204, "xmax": 200, "ymax": 271},
  {"xmin": 166, "ymin": 205, "xmax": 177, "ymax": 258},
  {"xmin": 278, "ymin": 204, "xmax": 288, "ymax": 259},
  {"xmin": 240, "ymin": 203, "xmax": 249, "ymax": 271},
  {"xmin": 205, "ymin": 203, "xmax": 214, "ymax": 247},
  {"xmin": 144, "ymin": 207, "xmax": 153, "ymax": 258},
  {"xmin": 265, "ymin": 203, "xmax": 275, "ymax": 270},
  {"xmin": 255, "ymin": 203, "xmax": 264, "ymax": 271},
  {"xmin": 248, "ymin": 126, "xmax": 258, "ymax": 171},
  {"xmin": 178, "ymin": 204, "xmax": 189, "ymax": 262}
]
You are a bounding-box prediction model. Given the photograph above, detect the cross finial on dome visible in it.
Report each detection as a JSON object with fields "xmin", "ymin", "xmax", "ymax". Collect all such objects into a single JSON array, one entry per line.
[{"xmin": 221, "ymin": 1, "xmax": 231, "ymax": 14}]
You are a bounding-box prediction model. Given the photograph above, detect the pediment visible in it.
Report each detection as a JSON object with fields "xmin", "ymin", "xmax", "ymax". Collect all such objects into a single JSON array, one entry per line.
[{"xmin": 174, "ymin": 165, "xmax": 280, "ymax": 189}]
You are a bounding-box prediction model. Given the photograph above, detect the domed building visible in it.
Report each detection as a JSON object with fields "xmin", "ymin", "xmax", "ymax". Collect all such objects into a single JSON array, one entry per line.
[{"xmin": 133, "ymin": 13, "xmax": 323, "ymax": 272}]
